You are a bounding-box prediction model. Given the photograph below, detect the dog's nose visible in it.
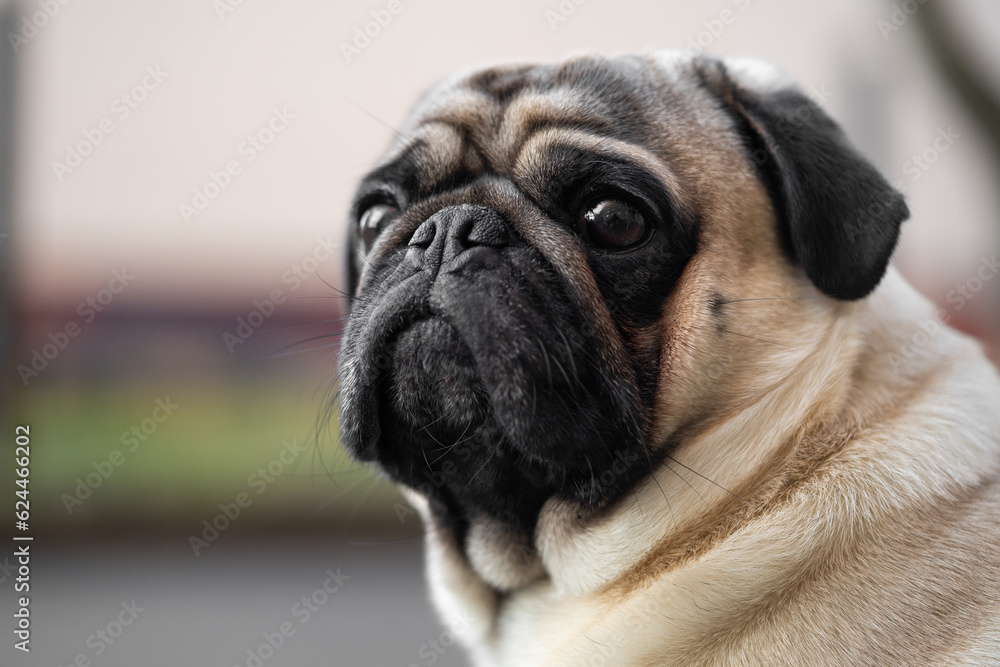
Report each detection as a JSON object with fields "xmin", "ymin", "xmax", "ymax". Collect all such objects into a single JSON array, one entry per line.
[{"xmin": 408, "ymin": 204, "xmax": 509, "ymax": 273}]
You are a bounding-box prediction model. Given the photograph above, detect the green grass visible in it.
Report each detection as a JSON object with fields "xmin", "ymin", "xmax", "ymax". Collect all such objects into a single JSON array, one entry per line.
[{"xmin": 18, "ymin": 376, "xmax": 403, "ymax": 531}]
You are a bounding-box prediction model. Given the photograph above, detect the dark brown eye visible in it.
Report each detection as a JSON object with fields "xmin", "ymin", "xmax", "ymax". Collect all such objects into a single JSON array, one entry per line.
[
  {"xmin": 359, "ymin": 203, "xmax": 398, "ymax": 254},
  {"xmin": 580, "ymin": 199, "xmax": 648, "ymax": 249}
]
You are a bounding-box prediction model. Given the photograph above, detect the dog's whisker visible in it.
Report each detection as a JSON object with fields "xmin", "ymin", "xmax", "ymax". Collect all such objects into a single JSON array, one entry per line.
[
  {"xmin": 665, "ymin": 455, "xmax": 748, "ymax": 504},
  {"xmin": 419, "ymin": 437, "xmax": 435, "ymax": 472},
  {"xmin": 428, "ymin": 423, "xmax": 473, "ymax": 465},
  {"xmin": 341, "ymin": 91, "xmax": 408, "ymax": 143},
  {"xmin": 631, "ymin": 489, "xmax": 648, "ymax": 523},
  {"xmin": 264, "ymin": 317, "xmax": 349, "ymax": 331},
  {"xmin": 529, "ymin": 381, "xmax": 538, "ymax": 433},
  {"xmin": 464, "ymin": 449, "xmax": 497, "ymax": 491},
  {"xmin": 428, "ymin": 429, "xmax": 473, "ymax": 456},
  {"xmin": 549, "ymin": 352, "xmax": 577, "ymax": 397},
  {"xmin": 702, "ymin": 323, "xmax": 795, "ymax": 348},
  {"xmin": 556, "ymin": 328, "xmax": 580, "ymax": 382},
  {"xmin": 417, "ymin": 411, "xmax": 449, "ymax": 435},
  {"xmin": 313, "ymin": 269, "xmax": 350, "ymax": 299},
  {"xmin": 662, "ymin": 458, "xmax": 712, "ymax": 509},
  {"xmin": 533, "ymin": 335, "xmax": 554, "ymax": 391},
  {"xmin": 269, "ymin": 339, "xmax": 343, "ymax": 359},
  {"xmin": 585, "ymin": 454, "xmax": 596, "ymax": 506},
  {"xmin": 267, "ymin": 331, "xmax": 345, "ymax": 358},
  {"xmin": 717, "ymin": 296, "xmax": 821, "ymax": 305},
  {"xmin": 290, "ymin": 294, "xmax": 354, "ymax": 302},
  {"xmin": 650, "ymin": 471, "xmax": 678, "ymax": 531}
]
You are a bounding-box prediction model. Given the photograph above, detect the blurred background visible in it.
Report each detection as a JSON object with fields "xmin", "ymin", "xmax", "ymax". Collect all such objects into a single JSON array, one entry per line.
[{"xmin": 2, "ymin": 0, "xmax": 998, "ymax": 665}]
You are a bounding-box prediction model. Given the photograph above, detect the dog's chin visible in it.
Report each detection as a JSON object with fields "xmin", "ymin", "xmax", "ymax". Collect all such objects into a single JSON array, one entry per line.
[
  {"xmin": 388, "ymin": 317, "xmax": 489, "ymax": 433},
  {"xmin": 340, "ymin": 303, "xmax": 655, "ymax": 535},
  {"xmin": 339, "ymin": 242, "xmax": 654, "ymax": 534},
  {"xmin": 382, "ymin": 313, "xmax": 607, "ymax": 471}
]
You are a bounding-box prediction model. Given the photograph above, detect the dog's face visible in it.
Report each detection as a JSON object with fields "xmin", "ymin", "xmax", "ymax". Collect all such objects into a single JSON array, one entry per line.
[{"xmin": 337, "ymin": 52, "xmax": 907, "ymax": 565}]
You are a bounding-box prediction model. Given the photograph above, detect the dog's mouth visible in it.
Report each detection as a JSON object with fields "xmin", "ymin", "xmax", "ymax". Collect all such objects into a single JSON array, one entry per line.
[
  {"xmin": 337, "ymin": 207, "xmax": 655, "ymax": 536},
  {"xmin": 340, "ymin": 279, "xmax": 568, "ymax": 533},
  {"xmin": 385, "ymin": 316, "xmax": 487, "ymax": 435}
]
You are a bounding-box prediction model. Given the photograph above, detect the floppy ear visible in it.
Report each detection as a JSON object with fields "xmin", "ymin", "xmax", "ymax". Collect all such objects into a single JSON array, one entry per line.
[{"xmin": 698, "ymin": 57, "xmax": 909, "ymax": 300}]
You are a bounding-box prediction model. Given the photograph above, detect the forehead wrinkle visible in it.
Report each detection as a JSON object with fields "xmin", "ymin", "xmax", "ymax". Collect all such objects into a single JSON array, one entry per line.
[
  {"xmin": 494, "ymin": 89, "xmax": 615, "ymax": 170},
  {"xmin": 408, "ymin": 121, "xmax": 466, "ymax": 188},
  {"xmin": 513, "ymin": 128, "xmax": 691, "ymax": 212},
  {"xmin": 375, "ymin": 87, "xmax": 499, "ymax": 174},
  {"xmin": 420, "ymin": 87, "xmax": 501, "ymax": 144}
]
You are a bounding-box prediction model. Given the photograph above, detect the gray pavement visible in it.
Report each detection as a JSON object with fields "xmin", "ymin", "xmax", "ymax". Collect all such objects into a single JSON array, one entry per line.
[{"xmin": 1, "ymin": 535, "xmax": 470, "ymax": 667}]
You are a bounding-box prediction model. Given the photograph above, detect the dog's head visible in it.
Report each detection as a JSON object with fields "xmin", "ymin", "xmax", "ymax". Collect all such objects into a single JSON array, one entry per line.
[{"xmin": 337, "ymin": 51, "xmax": 907, "ymax": 572}]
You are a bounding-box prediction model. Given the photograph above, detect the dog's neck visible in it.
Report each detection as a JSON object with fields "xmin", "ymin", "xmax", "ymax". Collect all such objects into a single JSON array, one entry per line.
[{"xmin": 535, "ymin": 283, "xmax": 864, "ymax": 597}]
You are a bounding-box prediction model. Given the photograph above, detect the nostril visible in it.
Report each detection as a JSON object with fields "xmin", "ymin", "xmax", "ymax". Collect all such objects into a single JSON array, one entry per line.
[
  {"xmin": 466, "ymin": 216, "xmax": 508, "ymax": 247},
  {"xmin": 445, "ymin": 210, "xmax": 508, "ymax": 263},
  {"xmin": 452, "ymin": 217, "xmax": 476, "ymax": 250},
  {"xmin": 406, "ymin": 205, "xmax": 510, "ymax": 272},
  {"xmin": 409, "ymin": 220, "xmax": 436, "ymax": 248}
]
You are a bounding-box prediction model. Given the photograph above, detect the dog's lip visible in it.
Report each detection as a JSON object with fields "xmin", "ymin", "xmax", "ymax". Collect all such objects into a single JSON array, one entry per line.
[
  {"xmin": 343, "ymin": 254, "xmax": 646, "ymax": 470},
  {"xmin": 342, "ymin": 267, "xmax": 482, "ymax": 428},
  {"xmin": 383, "ymin": 310, "xmax": 432, "ymax": 347},
  {"xmin": 342, "ymin": 269, "xmax": 655, "ymax": 514},
  {"xmin": 349, "ymin": 273, "xmax": 578, "ymax": 454}
]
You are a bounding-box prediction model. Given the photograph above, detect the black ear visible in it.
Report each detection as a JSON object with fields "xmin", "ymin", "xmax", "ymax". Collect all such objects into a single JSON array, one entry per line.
[{"xmin": 698, "ymin": 58, "xmax": 909, "ymax": 300}]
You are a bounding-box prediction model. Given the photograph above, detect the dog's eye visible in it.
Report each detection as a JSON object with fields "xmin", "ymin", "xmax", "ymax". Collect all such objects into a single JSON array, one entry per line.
[
  {"xmin": 579, "ymin": 199, "xmax": 648, "ymax": 249},
  {"xmin": 358, "ymin": 203, "xmax": 398, "ymax": 254}
]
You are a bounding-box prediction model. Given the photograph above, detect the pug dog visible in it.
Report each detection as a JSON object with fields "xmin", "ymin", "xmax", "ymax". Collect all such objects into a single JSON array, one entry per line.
[{"xmin": 337, "ymin": 51, "xmax": 1000, "ymax": 666}]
